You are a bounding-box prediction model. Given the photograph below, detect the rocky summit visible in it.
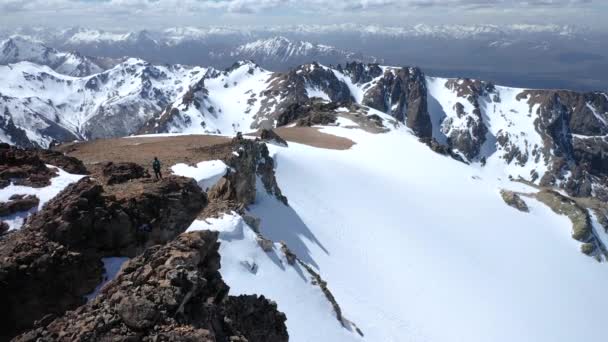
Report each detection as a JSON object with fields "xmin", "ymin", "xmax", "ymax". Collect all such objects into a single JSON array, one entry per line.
[{"xmin": 14, "ymin": 231, "xmax": 287, "ymax": 342}]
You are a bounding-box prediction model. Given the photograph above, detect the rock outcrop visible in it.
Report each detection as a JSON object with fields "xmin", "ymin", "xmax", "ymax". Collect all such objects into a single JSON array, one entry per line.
[
  {"xmin": 254, "ymin": 62, "xmax": 352, "ymax": 128},
  {"xmin": 439, "ymin": 79, "xmax": 492, "ymax": 160},
  {"xmin": 25, "ymin": 176, "xmax": 207, "ymax": 257},
  {"xmin": 102, "ymin": 161, "xmax": 150, "ymax": 185},
  {"xmin": 500, "ymin": 190, "xmax": 529, "ymax": 212},
  {"xmin": 14, "ymin": 231, "xmax": 288, "ymax": 342},
  {"xmin": 260, "ymin": 128, "xmax": 288, "ymax": 147},
  {"xmin": 0, "ymin": 194, "xmax": 40, "ymax": 217},
  {"xmin": 0, "ymin": 143, "xmax": 58, "ymax": 189},
  {"xmin": 208, "ymin": 137, "xmax": 287, "ymax": 209},
  {"xmin": 0, "ymin": 173, "xmax": 210, "ymax": 339},
  {"xmin": 362, "ymin": 67, "xmax": 432, "ymax": 137},
  {"xmin": 0, "ymin": 232, "xmax": 103, "ymax": 340},
  {"xmin": 34, "ymin": 149, "xmax": 88, "ymax": 175},
  {"xmin": 0, "ymin": 221, "xmax": 8, "ymax": 234}
]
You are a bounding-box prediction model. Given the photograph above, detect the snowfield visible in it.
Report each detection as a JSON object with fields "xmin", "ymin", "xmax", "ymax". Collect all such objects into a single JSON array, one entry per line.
[{"xmin": 177, "ymin": 125, "xmax": 608, "ymax": 342}]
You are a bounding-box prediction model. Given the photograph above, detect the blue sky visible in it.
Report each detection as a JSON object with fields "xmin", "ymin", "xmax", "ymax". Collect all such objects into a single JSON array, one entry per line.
[{"xmin": 0, "ymin": 0, "xmax": 606, "ymax": 30}]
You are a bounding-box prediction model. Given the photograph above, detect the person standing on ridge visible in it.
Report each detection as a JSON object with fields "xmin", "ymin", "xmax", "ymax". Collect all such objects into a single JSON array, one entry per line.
[{"xmin": 152, "ymin": 157, "xmax": 162, "ymax": 180}]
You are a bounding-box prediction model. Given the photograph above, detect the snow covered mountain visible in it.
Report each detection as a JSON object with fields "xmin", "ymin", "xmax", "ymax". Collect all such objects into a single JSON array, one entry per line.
[
  {"xmin": 3, "ymin": 56, "xmax": 608, "ymax": 341},
  {"xmin": 224, "ymin": 36, "xmax": 381, "ymax": 68},
  {"xmin": 0, "ymin": 37, "xmax": 114, "ymax": 77},
  {"xmin": 1, "ymin": 58, "xmax": 607, "ymax": 203}
]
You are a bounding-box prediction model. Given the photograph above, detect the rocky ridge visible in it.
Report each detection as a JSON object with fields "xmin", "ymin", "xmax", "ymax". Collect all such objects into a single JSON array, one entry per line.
[{"xmin": 0, "ymin": 139, "xmax": 295, "ymax": 340}]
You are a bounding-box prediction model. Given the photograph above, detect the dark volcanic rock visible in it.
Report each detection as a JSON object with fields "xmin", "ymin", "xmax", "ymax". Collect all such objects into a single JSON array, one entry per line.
[
  {"xmin": 102, "ymin": 161, "xmax": 150, "ymax": 185},
  {"xmin": 14, "ymin": 231, "xmax": 288, "ymax": 342},
  {"xmin": 0, "ymin": 232, "xmax": 103, "ymax": 340},
  {"xmin": 0, "ymin": 194, "xmax": 39, "ymax": 217},
  {"xmin": 0, "ymin": 143, "xmax": 58, "ymax": 189}
]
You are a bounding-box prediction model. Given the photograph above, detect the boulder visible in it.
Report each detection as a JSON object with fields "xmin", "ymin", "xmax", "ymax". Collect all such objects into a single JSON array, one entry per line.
[
  {"xmin": 102, "ymin": 161, "xmax": 150, "ymax": 185},
  {"xmin": 0, "ymin": 194, "xmax": 40, "ymax": 216},
  {"xmin": 499, "ymin": 190, "xmax": 529, "ymax": 212}
]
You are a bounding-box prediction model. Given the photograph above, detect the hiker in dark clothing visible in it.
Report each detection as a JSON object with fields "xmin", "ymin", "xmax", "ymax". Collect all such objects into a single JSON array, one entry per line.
[{"xmin": 152, "ymin": 157, "xmax": 162, "ymax": 180}]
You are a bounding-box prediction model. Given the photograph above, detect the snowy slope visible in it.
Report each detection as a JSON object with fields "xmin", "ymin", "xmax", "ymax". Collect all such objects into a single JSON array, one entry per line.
[
  {"xmin": 260, "ymin": 127, "xmax": 608, "ymax": 341},
  {"xmin": 427, "ymin": 77, "xmax": 549, "ymax": 179},
  {"xmin": 173, "ymin": 123, "xmax": 608, "ymax": 341},
  {"xmin": 0, "ymin": 59, "xmax": 207, "ymax": 146}
]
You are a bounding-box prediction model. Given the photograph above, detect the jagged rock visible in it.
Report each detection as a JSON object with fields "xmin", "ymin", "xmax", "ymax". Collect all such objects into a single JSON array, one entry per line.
[
  {"xmin": 0, "ymin": 169, "xmax": 208, "ymax": 339},
  {"xmin": 256, "ymin": 63, "xmax": 352, "ymax": 129},
  {"xmin": 102, "ymin": 161, "xmax": 150, "ymax": 185},
  {"xmin": 213, "ymin": 139, "xmax": 287, "ymax": 207},
  {"xmin": 14, "ymin": 231, "xmax": 288, "ymax": 342},
  {"xmin": 34, "ymin": 149, "xmax": 88, "ymax": 175},
  {"xmin": 224, "ymin": 295, "xmax": 288, "ymax": 342},
  {"xmin": 276, "ymin": 99, "xmax": 342, "ymax": 127},
  {"xmin": 341, "ymin": 62, "xmax": 383, "ymax": 84},
  {"xmin": 0, "ymin": 220, "xmax": 8, "ymax": 234},
  {"xmin": 500, "ymin": 190, "xmax": 529, "ymax": 212},
  {"xmin": 439, "ymin": 79, "xmax": 493, "ymax": 160},
  {"xmin": 280, "ymin": 242, "xmax": 297, "ymax": 265},
  {"xmin": 0, "ymin": 194, "xmax": 40, "ymax": 216},
  {"xmin": 256, "ymin": 235, "xmax": 274, "ymax": 252},
  {"xmin": 0, "ymin": 231, "xmax": 103, "ymax": 340},
  {"xmin": 25, "ymin": 176, "xmax": 207, "ymax": 257},
  {"xmin": 362, "ymin": 67, "xmax": 432, "ymax": 137},
  {"xmin": 0, "ymin": 143, "xmax": 58, "ymax": 189},
  {"xmin": 260, "ymin": 128, "xmax": 288, "ymax": 147},
  {"xmin": 419, "ymin": 137, "xmax": 467, "ymax": 164}
]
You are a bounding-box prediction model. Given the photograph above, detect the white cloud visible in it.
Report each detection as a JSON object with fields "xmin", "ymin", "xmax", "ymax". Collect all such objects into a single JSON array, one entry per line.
[{"xmin": 0, "ymin": 0, "xmax": 601, "ymax": 29}]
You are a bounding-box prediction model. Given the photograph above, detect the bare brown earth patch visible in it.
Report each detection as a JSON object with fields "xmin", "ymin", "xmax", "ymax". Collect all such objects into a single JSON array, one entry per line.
[
  {"xmin": 250, "ymin": 127, "xmax": 355, "ymax": 150},
  {"xmin": 57, "ymin": 135, "xmax": 233, "ymax": 178}
]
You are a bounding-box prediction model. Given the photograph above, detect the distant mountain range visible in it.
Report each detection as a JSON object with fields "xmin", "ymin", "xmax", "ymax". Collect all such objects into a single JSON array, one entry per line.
[{"xmin": 1, "ymin": 24, "xmax": 605, "ymax": 91}]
